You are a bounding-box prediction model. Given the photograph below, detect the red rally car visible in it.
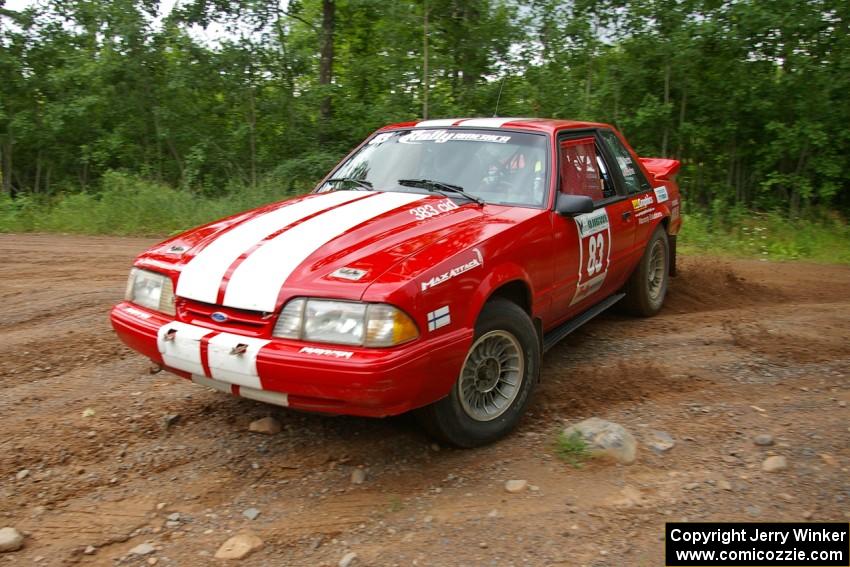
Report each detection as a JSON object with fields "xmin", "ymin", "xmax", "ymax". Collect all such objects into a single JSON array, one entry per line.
[{"xmin": 111, "ymin": 117, "xmax": 682, "ymax": 447}]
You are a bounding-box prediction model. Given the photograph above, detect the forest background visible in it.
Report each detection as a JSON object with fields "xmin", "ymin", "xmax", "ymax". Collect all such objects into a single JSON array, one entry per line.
[{"xmin": 1, "ymin": 0, "xmax": 848, "ymax": 261}]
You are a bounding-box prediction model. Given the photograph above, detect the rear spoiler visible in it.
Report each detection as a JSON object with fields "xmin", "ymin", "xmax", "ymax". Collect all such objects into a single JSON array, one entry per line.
[{"xmin": 639, "ymin": 158, "xmax": 681, "ymax": 181}]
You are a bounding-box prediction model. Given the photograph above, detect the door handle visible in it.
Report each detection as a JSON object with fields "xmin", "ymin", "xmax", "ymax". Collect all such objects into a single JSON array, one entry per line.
[{"xmin": 622, "ymin": 210, "xmax": 632, "ymax": 220}]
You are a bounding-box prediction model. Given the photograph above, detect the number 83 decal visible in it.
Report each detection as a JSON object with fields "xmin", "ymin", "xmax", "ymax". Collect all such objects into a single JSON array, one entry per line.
[
  {"xmin": 586, "ymin": 233, "xmax": 606, "ymax": 276},
  {"xmin": 571, "ymin": 208, "xmax": 611, "ymax": 305}
]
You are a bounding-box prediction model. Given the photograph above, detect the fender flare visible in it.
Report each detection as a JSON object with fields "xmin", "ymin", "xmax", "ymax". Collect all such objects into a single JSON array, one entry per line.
[{"xmin": 463, "ymin": 261, "xmax": 534, "ymax": 330}]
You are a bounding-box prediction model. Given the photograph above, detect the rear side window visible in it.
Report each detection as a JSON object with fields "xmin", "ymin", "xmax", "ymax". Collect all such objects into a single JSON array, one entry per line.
[
  {"xmin": 599, "ymin": 129, "xmax": 651, "ymax": 194},
  {"xmin": 559, "ymin": 136, "xmax": 616, "ymax": 202}
]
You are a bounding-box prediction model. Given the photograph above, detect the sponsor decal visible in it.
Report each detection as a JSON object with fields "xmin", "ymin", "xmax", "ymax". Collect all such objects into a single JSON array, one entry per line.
[
  {"xmin": 574, "ymin": 208, "xmax": 609, "ymax": 237},
  {"xmin": 125, "ymin": 306, "xmax": 151, "ymax": 319},
  {"xmin": 330, "ymin": 267, "xmax": 368, "ymax": 281},
  {"xmin": 421, "ymin": 248, "xmax": 484, "ymax": 292},
  {"xmin": 409, "ymin": 199, "xmax": 459, "ymax": 220},
  {"xmin": 167, "ymin": 244, "xmax": 188, "ymax": 254},
  {"xmin": 299, "ymin": 346, "xmax": 354, "ymax": 359},
  {"xmin": 368, "ymin": 132, "xmax": 394, "ymax": 145},
  {"xmin": 571, "ymin": 209, "xmax": 611, "ymax": 306},
  {"xmin": 399, "ymin": 129, "xmax": 512, "ymax": 145},
  {"xmin": 427, "ymin": 306, "xmax": 451, "ymax": 332},
  {"xmin": 639, "ymin": 211, "xmax": 665, "ymax": 225},
  {"xmin": 653, "ymin": 186, "xmax": 669, "ymax": 203},
  {"xmin": 631, "ymin": 195, "xmax": 654, "ymax": 211}
]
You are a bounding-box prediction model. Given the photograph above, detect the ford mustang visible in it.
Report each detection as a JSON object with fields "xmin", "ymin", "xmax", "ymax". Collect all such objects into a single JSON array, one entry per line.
[{"xmin": 111, "ymin": 117, "xmax": 682, "ymax": 447}]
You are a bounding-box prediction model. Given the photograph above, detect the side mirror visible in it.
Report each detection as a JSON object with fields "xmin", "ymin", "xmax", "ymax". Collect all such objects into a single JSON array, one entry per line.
[{"xmin": 555, "ymin": 193, "xmax": 594, "ymax": 216}]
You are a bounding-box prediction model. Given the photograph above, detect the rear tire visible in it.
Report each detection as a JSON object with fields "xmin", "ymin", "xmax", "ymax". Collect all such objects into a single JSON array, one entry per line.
[
  {"xmin": 416, "ymin": 298, "xmax": 540, "ymax": 448},
  {"xmin": 622, "ymin": 227, "xmax": 669, "ymax": 316}
]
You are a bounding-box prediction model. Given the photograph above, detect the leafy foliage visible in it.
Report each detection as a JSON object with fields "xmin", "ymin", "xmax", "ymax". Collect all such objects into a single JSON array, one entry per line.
[{"xmin": 1, "ymin": 0, "xmax": 849, "ymax": 225}]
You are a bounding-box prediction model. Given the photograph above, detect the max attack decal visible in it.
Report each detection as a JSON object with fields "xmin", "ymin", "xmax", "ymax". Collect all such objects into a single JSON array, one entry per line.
[
  {"xmin": 427, "ymin": 306, "xmax": 451, "ymax": 332},
  {"xmin": 631, "ymin": 195, "xmax": 654, "ymax": 211},
  {"xmin": 421, "ymin": 249, "xmax": 483, "ymax": 292},
  {"xmin": 299, "ymin": 347, "xmax": 354, "ymax": 359},
  {"xmin": 653, "ymin": 186, "xmax": 669, "ymax": 203}
]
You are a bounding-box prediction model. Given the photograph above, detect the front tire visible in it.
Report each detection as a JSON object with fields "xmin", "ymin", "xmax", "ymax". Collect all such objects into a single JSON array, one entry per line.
[
  {"xmin": 622, "ymin": 227, "xmax": 669, "ymax": 316},
  {"xmin": 416, "ymin": 298, "xmax": 540, "ymax": 448}
]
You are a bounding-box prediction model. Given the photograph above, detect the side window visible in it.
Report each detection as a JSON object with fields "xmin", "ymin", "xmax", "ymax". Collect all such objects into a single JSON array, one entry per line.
[
  {"xmin": 599, "ymin": 129, "xmax": 651, "ymax": 194},
  {"xmin": 559, "ymin": 136, "xmax": 616, "ymax": 202}
]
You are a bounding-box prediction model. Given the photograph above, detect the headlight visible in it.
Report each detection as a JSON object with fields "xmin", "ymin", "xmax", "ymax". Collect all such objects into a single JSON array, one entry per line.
[
  {"xmin": 273, "ymin": 298, "xmax": 418, "ymax": 347},
  {"xmin": 125, "ymin": 268, "xmax": 175, "ymax": 315}
]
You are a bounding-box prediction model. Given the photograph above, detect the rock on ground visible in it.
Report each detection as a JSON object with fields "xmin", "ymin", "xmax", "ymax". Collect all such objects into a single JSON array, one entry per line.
[
  {"xmin": 243, "ymin": 508, "xmax": 260, "ymax": 521},
  {"xmin": 249, "ymin": 417, "xmax": 282, "ymax": 435},
  {"xmin": 128, "ymin": 543, "xmax": 156, "ymax": 556},
  {"xmin": 563, "ymin": 418, "xmax": 637, "ymax": 464},
  {"xmin": 762, "ymin": 455, "xmax": 788, "ymax": 472},
  {"xmin": 339, "ymin": 551, "xmax": 358, "ymax": 567},
  {"xmin": 753, "ymin": 433, "xmax": 775, "ymax": 446},
  {"xmin": 350, "ymin": 469, "xmax": 367, "ymax": 485},
  {"xmin": 647, "ymin": 430, "xmax": 675, "ymax": 453},
  {"xmin": 214, "ymin": 533, "xmax": 264, "ymax": 560},
  {"xmin": 0, "ymin": 527, "xmax": 24, "ymax": 552},
  {"xmin": 504, "ymin": 480, "xmax": 528, "ymax": 493}
]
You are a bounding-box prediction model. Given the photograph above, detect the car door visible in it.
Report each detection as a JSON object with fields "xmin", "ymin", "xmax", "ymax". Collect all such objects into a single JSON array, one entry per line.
[
  {"xmin": 549, "ymin": 131, "xmax": 637, "ymax": 323},
  {"xmin": 597, "ymin": 128, "xmax": 657, "ymax": 270}
]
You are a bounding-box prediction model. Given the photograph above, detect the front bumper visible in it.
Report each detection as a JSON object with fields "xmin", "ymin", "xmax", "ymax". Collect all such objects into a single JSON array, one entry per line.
[{"xmin": 110, "ymin": 302, "xmax": 472, "ymax": 417}]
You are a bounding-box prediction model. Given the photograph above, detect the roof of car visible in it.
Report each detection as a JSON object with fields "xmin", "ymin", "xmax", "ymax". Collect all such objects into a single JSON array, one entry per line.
[{"xmin": 379, "ymin": 117, "xmax": 609, "ymax": 134}]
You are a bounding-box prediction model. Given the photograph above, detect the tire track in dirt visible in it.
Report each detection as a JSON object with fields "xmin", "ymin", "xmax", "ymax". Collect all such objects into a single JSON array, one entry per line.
[{"xmin": 1, "ymin": 235, "xmax": 849, "ymax": 566}]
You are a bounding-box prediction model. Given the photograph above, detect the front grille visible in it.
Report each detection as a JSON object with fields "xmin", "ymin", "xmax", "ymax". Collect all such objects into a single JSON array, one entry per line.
[{"xmin": 177, "ymin": 298, "xmax": 277, "ymax": 337}]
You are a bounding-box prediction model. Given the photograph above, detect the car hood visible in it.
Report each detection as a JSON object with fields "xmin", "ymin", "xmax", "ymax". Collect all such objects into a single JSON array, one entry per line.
[{"xmin": 139, "ymin": 190, "xmax": 515, "ymax": 312}]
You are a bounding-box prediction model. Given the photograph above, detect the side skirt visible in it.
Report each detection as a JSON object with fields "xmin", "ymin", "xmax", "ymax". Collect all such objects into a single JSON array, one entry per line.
[{"xmin": 542, "ymin": 293, "xmax": 625, "ymax": 353}]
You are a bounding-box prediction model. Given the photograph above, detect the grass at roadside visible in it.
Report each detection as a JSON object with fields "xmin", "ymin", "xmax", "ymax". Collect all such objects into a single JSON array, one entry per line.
[
  {"xmin": 678, "ymin": 211, "xmax": 850, "ymax": 263},
  {"xmin": 554, "ymin": 431, "xmax": 591, "ymax": 468},
  {"xmin": 2, "ymin": 173, "xmax": 849, "ymax": 264},
  {"xmin": 0, "ymin": 172, "xmax": 309, "ymax": 237}
]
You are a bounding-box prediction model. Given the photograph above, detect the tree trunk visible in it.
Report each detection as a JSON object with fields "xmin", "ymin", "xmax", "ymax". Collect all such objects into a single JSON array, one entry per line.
[{"xmin": 318, "ymin": 0, "xmax": 335, "ymax": 129}]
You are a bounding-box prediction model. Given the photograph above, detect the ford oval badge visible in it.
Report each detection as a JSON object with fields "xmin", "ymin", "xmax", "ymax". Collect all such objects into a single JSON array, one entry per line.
[{"xmin": 211, "ymin": 312, "xmax": 228, "ymax": 323}]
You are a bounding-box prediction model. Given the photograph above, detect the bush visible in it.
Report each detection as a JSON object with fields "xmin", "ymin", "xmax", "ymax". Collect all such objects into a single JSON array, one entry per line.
[
  {"xmin": 679, "ymin": 210, "xmax": 850, "ymax": 263},
  {"xmin": 0, "ymin": 171, "xmax": 313, "ymax": 236}
]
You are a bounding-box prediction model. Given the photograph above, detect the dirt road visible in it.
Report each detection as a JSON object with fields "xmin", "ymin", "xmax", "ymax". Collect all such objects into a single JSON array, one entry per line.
[{"xmin": 1, "ymin": 234, "xmax": 848, "ymax": 566}]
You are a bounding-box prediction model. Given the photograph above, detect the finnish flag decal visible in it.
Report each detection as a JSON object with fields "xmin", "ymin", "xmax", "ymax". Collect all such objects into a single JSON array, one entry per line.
[{"xmin": 427, "ymin": 306, "xmax": 451, "ymax": 332}]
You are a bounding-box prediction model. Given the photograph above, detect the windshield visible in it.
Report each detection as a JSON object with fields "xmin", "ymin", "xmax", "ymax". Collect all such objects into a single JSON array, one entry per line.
[{"xmin": 319, "ymin": 129, "xmax": 549, "ymax": 207}]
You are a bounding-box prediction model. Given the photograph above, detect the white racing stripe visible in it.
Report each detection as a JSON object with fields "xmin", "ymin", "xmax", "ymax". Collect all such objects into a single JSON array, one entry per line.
[
  {"xmin": 157, "ymin": 321, "xmax": 214, "ymax": 376},
  {"xmin": 176, "ymin": 191, "xmax": 363, "ymax": 304},
  {"xmin": 206, "ymin": 333, "xmax": 270, "ymax": 389},
  {"xmin": 457, "ymin": 118, "xmax": 529, "ymax": 128},
  {"xmin": 224, "ymin": 191, "xmax": 427, "ymax": 311},
  {"xmin": 415, "ymin": 118, "xmax": 464, "ymax": 128}
]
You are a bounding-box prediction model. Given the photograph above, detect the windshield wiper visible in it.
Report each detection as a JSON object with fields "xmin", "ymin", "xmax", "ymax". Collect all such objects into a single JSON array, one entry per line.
[
  {"xmin": 324, "ymin": 177, "xmax": 374, "ymax": 191},
  {"xmin": 397, "ymin": 178, "xmax": 485, "ymax": 206}
]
